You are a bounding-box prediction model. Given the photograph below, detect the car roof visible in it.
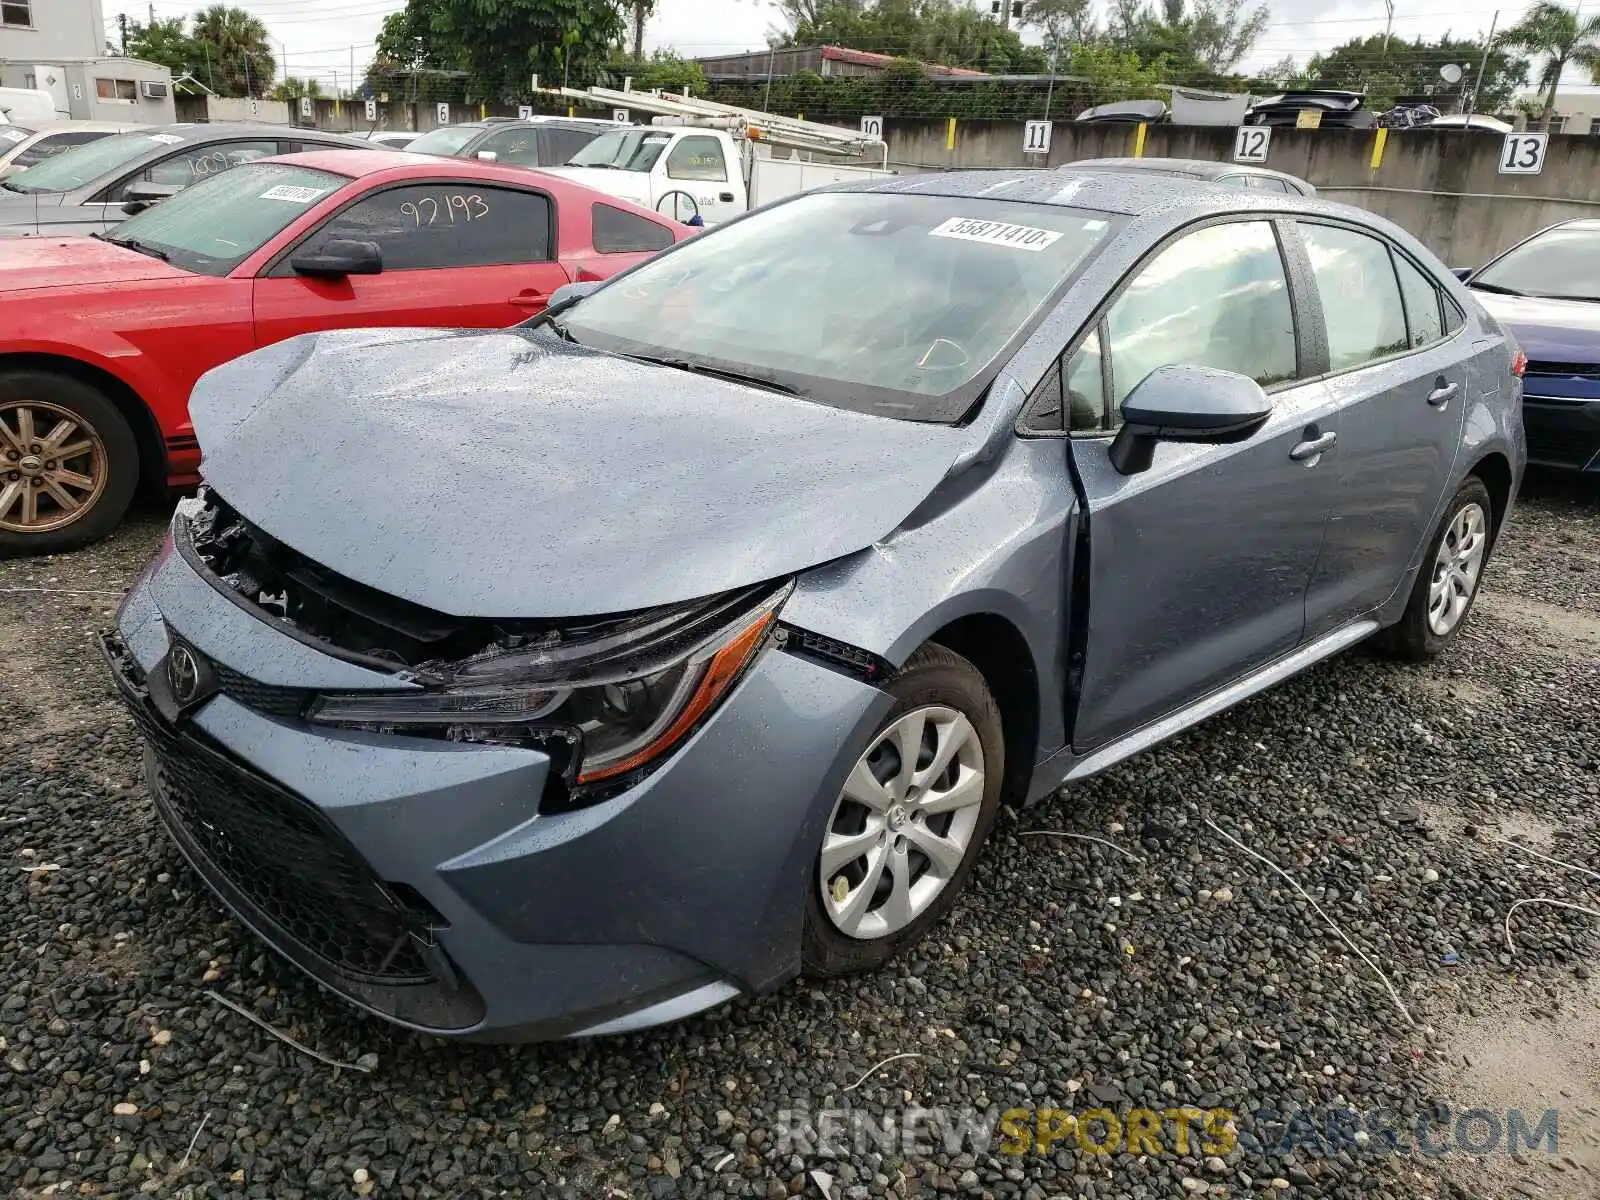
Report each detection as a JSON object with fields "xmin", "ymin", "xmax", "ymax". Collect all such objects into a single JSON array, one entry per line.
[
  {"xmin": 1062, "ymin": 156, "xmax": 1294, "ymax": 181},
  {"xmin": 26, "ymin": 119, "xmax": 144, "ymax": 134}
]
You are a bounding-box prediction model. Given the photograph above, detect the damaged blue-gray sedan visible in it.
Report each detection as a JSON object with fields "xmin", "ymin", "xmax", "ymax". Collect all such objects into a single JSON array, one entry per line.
[{"xmin": 103, "ymin": 170, "xmax": 1526, "ymax": 1040}]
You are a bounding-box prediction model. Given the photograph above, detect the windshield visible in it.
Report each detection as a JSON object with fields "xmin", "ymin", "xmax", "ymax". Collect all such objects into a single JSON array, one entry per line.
[
  {"xmin": 1471, "ymin": 223, "xmax": 1600, "ymax": 301},
  {"xmin": 405, "ymin": 125, "xmax": 485, "ymax": 157},
  {"xmin": 566, "ymin": 129, "xmax": 673, "ymax": 171},
  {"xmin": 0, "ymin": 130, "xmax": 182, "ymax": 194},
  {"xmin": 0, "ymin": 125, "xmax": 35, "ymax": 150},
  {"xmin": 560, "ymin": 191, "xmax": 1115, "ymax": 421},
  {"xmin": 109, "ymin": 162, "xmax": 347, "ymax": 276}
]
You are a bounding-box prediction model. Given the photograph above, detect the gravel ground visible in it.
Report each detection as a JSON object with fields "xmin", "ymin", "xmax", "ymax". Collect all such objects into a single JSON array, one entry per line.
[{"xmin": 2, "ymin": 475, "xmax": 1598, "ymax": 1200}]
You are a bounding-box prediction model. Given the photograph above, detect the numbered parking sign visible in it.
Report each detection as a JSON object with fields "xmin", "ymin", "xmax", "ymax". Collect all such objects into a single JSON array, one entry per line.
[
  {"xmin": 247, "ymin": 97, "xmax": 259, "ymax": 117},
  {"xmin": 1499, "ymin": 132, "xmax": 1547, "ymax": 175},
  {"xmin": 1024, "ymin": 119, "xmax": 1052, "ymax": 155},
  {"xmin": 518, "ymin": 105, "xmax": 533, "ymax": 120},
  {"xmin": 436, "ymin": 102, "xmax": 450, "ymax": 125},
  {"xmin": 1233, "ymin": 125, "xmax": 1270, "ymax": 163},
  {"xmin": 860, "ymin": 114, "xmax": 884, "ymax": 139},
  {"xmin": 299, "ymin": 96, "xmax": 313, "ymax": 118},
  {"xmin": 364, "ymin": 98, "xmax": 377, "ymax": 122},
  {"xmin": 613, "ymin": 108, "xmax": 630, "ymax": 124}
]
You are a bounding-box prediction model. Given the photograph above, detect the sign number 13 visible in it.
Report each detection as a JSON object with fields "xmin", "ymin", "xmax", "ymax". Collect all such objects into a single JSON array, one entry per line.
[{"xmin": 1499, "ymin": 133, "xmax": 1547, "ymax": 174}]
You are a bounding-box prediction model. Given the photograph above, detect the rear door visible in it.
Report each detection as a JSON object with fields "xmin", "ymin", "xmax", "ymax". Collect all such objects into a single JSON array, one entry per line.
[
  {"xmin": 1065, "ymin": 217, "xmax": 1343, "ymax": 750},
  {"xmin": 1290, "ymin": 220, "xmax": 1471, "ymax": 635},
  {"xmin": 251, "ymin": 179, "xmax": 571, "ymax": 346}
]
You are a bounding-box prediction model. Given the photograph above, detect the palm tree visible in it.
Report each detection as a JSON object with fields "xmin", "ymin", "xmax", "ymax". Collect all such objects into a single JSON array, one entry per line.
[
  {"xmin": 629, "ymin": 1, "xmax": 656, "ymax": 61},
  {"xmin": 190, "ymin": 4, "xmax": 277, "ymax": 98},
  {"xmin": 1498, "ymin": 1, "xmax": 1600, "ymax": 123}
]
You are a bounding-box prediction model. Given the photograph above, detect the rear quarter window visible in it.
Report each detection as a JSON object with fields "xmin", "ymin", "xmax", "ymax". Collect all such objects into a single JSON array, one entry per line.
[{"xmin": 592, "ymin": 202, "xmax": 675, "ymax": 253}]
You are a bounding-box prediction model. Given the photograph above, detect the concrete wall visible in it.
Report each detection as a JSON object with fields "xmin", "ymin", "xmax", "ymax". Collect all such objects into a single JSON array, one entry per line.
[{"xmin": 879, "ymin": 119, "xmax": 1600, "ymax": 267}]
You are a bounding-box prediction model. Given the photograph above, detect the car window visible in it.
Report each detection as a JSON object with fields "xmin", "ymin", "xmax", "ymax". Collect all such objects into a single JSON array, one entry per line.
[
  {"xmin": 292, "ymin": 183, "xmax": 553, "ymax": 271},
  {"xmin": 545, "ymin": 126, "xmax": 602, "ymax": 165},
  {"xmin": 1215, "ymin": 174, "xmax": 1252, "ymax": 189},
  {"xmin": 592, "ymin": 202, "xmax": 674, "ymax": 253},
  {"xmin": 13, "ymin": 129, "xmax": 111, "ymax": 168},
  {"xmin": 665, "ymin": 135, "xmax": 727, "ymax": 182},
  {"xmin": 105, "ymin": 140, "xmax": 278, "ymax": 202},
  {"xmin": 110, "ymin": 162, "xmax": 347, "ymax": 277},
  {"xmin": 1248, "ymin": 175, "xmax": 1292, "ymax": 193},
  {"xmin": 1392, "ymin": 252, "xmax": 1446, "ymax": 348},
  {"xmin": 1065, "ymin": 327, "xmax": 1110, "ymax": 431},
  {"xmin": 561, "ymin": 191, "xmax": 1116, "ymax": 422},
  {"xmin": 404, "ymin": 125, "xmax": 485, "ymax": 157},
  {"xmin": 0, "ymin": 126, "xmax": 34, "ymax": 150},
  {"xmin": 476, "ymin": 126, "xmax": 542, "ymax": 166},
  {"xmin": 567, "ymin": 128, "xmax": 672, "ymax": 171},
  {"xmin": 0, "ymin": 130, "xmax": 181, "ymax": 194},
  {"xmin": 1301, "ymin": 223, "xmax": 1410, "ymax": 370},
  {"xmin": 1444, "ymin": 296, "xmax": 1465, "ymax": 334},
  {"xmin": 1104, "ymin": 220, "xmax": 1298, "ymax": 407}
]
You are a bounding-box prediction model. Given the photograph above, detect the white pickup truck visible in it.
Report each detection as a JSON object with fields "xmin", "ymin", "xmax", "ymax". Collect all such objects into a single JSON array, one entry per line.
[{"xmin": 534, "ymin": 87, "xmax": 895, "ymax": 226}]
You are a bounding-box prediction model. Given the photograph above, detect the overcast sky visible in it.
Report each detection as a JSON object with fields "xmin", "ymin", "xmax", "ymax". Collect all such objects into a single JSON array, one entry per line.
[{"xmin": 110, "ymin": 0, "xmax": 1564, "ymax": 96}]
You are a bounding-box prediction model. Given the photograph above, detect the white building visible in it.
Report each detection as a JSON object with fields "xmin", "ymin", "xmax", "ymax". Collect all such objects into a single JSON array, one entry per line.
[{"xmin": 1, "ymin": 0, "xmax": 176, "ymax": 123}]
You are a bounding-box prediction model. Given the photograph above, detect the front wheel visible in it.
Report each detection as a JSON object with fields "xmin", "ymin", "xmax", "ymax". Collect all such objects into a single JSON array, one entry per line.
[
  {"xmin": 0, "ymin": 372, "xmax": 140, "ymax": 558},
  {"xmin": 801, "ymin": 644, "xmax": 1004, "ymax": 977},
  {"xmin": 1377, "ymin": 477, "xmax": 1495, "ymax": 660}
]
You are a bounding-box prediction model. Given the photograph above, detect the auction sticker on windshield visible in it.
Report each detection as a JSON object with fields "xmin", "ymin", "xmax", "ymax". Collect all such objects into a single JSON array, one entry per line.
[
  {"xmin": 0, "ymin": 130, "xmax": 25, "ymax": 144},
  {"xmin": 930, "ymin": 217, "xmax": 1064, "ymax": 251},
  {"xmin": 260, "ymin": 184, "xmax": 328, "ymax": 203},
  {"xmin": 146, "ymin": 134, "xmax": 185, "ymax": 145}
]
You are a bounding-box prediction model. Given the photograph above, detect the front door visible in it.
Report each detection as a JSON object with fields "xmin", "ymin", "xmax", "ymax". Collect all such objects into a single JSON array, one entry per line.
[
  {"xmin": 252, "ymin": 180, "xmax": 571, "ymax": 347},
  {"xmin": 1068, "ymin": 218, "xmax": 1342, "ymax": 751},
  {"xmin": 1292, "ymin": 220, "xmax": 1472, "ymax": 635},
  {"xmin": 657, "ymin": 134, "xmax": 738, "ymax": 225}
]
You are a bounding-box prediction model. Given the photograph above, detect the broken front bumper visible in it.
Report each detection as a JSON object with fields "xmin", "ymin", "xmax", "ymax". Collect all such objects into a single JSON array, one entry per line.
[{"xmin": 104, "ymin": 530, "xmax": 890, "ymax": 1041}]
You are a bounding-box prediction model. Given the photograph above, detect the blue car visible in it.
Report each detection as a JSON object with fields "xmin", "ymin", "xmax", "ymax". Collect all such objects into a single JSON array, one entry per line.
[
  {"xmin": 103, "ymin": 171, "xmax": 1525, "ymax": 1041},
  {"xmin": 1459, "ymin": 218, "xmax": 1600, "ymax": 473}
]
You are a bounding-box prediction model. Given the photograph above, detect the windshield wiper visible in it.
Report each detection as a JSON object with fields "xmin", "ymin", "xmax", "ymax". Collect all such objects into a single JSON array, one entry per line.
[
  {"xmin": 630, "ymin": 354, "xmax": 798, "ymax": 395},
  {"xmin": 102, "ymin": 234, "xmax": 169, "ymax": 262},
  {"xmin": 0, "ymin": 180, "xmax": 31, "ymax": 194},
  {"xmin": 1468, "ymin": 281, "xmax": 1524, "ymax": 296}
]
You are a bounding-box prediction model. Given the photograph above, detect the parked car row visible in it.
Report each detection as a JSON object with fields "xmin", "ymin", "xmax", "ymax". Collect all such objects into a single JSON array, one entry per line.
[{"xmin": 97, "ymin": 165, "xmax": 1526, "ymax": 1043}]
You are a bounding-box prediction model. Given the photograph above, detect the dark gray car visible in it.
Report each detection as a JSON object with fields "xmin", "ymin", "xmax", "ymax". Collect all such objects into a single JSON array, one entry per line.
[
  {"xmin": 0, "ymin": 122, "xmax": 372, "ymax": 237},
  {"xmin": 103, "ymin": 169, "xmax": 1524, "ymax": 1041},
  {"xmin": 405, "ymin": 116, "xmax": 616, "ymax": 169},
  {"xmin": 1061, "ymin": 156, "xmax": 1317, "ymax": 195}
]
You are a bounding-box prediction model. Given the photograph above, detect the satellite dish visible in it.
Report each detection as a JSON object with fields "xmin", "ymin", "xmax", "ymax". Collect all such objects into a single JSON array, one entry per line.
[{"xmin": 1440, "ymin": 63, "xmax": 1464, "ymax": 84}]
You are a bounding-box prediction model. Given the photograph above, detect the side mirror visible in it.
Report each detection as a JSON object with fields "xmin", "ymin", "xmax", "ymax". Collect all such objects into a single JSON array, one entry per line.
[
  {"xmin": 121, "ymin": 180, "xmax": 180, "ymax": 214},
  {"xmin": 546, "ymin": 279, "xmax": 603, "ymax": 313},
  {"xmin": 291, "ymin": 238, "xmax": 383, "ymax": 278},
  {"xmin": 1451, "ymin": 266, "xmax": 1474, "ymax": 281},
  {"xmin": 1108, "ymin": 364, "xmax": 1273, "ymax": 476},
  {"xmin": 475, "ymin": 149, "xmax": 498, "ymax": 162}
]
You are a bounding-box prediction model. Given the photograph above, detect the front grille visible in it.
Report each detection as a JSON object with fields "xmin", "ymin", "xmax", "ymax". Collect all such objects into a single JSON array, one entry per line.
[
  {"xmin": 100, "ymin": 634, "xmax": 485, "ymax": 1031},
  {"xmin": 1525, "ymin": 361, "xmax": 1600, "ymax": 381},
  {"xmin": 212, "ymin": 661, "xmax": 309, "ymax": 719},
  {"xmin": 1526, "ymin": 426, "xmax": 1600, "ymax": 469}
]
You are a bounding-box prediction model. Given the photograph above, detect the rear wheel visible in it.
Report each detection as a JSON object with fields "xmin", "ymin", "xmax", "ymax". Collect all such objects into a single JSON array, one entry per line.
[
  {"xmin": 1377, "ymin": 477, "xmax": 1495, "ymax": 660},
  {"xmin": 0, "ymin": 371, "xmax": 140, "ymax": 558},
  {"xmin": 801, "ymin": 644, "xmax": 1004, "ymax": 977}
]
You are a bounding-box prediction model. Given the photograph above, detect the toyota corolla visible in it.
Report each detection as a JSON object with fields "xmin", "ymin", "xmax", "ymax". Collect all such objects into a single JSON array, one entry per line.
[{"xmin": 103, "ymin": 171, "xmax": 1524, "ymax": 1041}]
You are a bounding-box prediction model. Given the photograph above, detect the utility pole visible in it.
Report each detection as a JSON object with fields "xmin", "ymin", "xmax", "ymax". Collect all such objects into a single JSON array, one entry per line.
[
  {"xmin": 118, "ymin": 12, "xmax": 128, "ymax": 55},
  {"xmin": 1470, "ymin": 9, "xmax": 1499, "ymax": 115},
  {"xmin": 1382, "ymin": 0, "xmax": 1395, "ymax": 59}
]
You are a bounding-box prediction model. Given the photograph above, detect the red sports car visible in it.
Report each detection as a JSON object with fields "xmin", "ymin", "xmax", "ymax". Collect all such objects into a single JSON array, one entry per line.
[{"xmin": 0, "ymin": 149, "xmax": 693, "ymax": 555}]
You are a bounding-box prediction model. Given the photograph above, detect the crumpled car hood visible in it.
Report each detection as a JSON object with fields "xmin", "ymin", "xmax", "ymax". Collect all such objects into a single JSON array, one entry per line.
[{"xmin": 191, "ymin": 327, "xmax": 965, "ymax": 619}]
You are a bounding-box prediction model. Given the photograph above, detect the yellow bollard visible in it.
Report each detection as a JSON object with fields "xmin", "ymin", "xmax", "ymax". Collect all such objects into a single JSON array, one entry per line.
[
  {"xmin": 1370, "ymin": 126, "xmax": 1389, "ymax": 171},
  {"xmin": 946, "ymin": 116, "xmax": 957, "ymax": 151},
  {"xmin": 1133, "ymin": 122, "xmax": 1148, "ymax": 158}
]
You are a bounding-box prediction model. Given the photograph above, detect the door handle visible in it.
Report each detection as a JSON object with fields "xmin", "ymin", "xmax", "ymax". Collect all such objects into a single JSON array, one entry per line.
[
  {"xmin": 508, "ymin": 290, "xmax": 547, "ymax": 309},
  {"xmin": 1290, "ymin": 431, "xmax": 1337, "ymax": 462},
  {"xmin": 1427, "ymin": 381, "xmax": 1459, "ymax": 407},
  {"xmin": 718, "ymin": 192, "xmax": 734, "ymax": 202}
]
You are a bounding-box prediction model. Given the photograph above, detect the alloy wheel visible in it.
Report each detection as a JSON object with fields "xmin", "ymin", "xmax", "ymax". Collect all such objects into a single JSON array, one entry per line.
[
  {"xmin": 818, "ymin": 705, "xmax": 986, "ymax": 941},
  {"xmin": 1427, "ymin": 500, "xmax": 1488, "ymax": 637},
  {"xmin": 0, "ymin": 400, "xmax": 108, "ymax": 535}
]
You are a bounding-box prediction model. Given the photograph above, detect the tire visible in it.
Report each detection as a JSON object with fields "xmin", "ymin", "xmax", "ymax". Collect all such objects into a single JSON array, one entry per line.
[
  {"xmin": 801, "ymin": 643, "xmax": 1005, "ymax": 977},
  {"xmin": 1377, "ymin": 477, "xmax": 1495, "ymax": 661},
  {"xmin": 0, "ymin": 370, "xmax": 140, "ymax": 558}
]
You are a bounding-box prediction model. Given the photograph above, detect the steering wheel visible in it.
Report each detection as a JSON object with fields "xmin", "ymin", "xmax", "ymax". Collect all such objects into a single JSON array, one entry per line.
[{"xmin": 656, "ymin": 189, "xmax": 701, "ymax": 225}]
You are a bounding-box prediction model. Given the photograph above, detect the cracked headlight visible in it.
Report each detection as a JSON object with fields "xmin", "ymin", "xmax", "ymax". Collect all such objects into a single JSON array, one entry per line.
[{"xmin": 307, "ymin": 582, "xmax": 790, "ymax": 786}]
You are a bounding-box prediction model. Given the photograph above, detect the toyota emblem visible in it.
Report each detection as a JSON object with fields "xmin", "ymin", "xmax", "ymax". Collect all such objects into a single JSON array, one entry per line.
[{"xmin": 166, "ymin": 643, "xmax": 201, "ymax": 705}]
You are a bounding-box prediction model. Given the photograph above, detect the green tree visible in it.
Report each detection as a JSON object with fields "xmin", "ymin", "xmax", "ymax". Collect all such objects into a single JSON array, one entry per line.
[
  {"xmin": 271, "ymin": 76, "xmax": 324, "ymax": 102},
  {"xmin": 1112, "ymin": 0, "xmax": 1267, "ymax": 78},
  {"xmin": 1024, "ymin": 0, "xmax": 1099, "ymax": 62},
  {"xmin": 1303, "ymin": 33, "xmax": 1529, "ymax": 113},
  {"xmin": 605, "ymin": 49, "xmax": 707, "ymax": 95},
  {"xmin": 189, "ymin": 5, "xmax": 276, "ymax": 97},
  {"xmin": 626, "ymin": 0, "xmax": 656, "ymax": 60},
  {"xmin": 1497, "ymin": 1, "xmax": 1600, "ymax": 119},
  {"xmin": 124, "ymin": 16, "xmax": 197, "ymax": 77},
  {"xmin": 1067, "ymin": 39, "xmax": 1167, "ymax": 104},
  {"xmin": 429, "ymin": 0, "xmax": 623, "ymax": 99}
]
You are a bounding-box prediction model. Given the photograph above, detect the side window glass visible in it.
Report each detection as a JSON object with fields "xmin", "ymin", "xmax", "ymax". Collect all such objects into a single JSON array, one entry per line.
[
  {"xmin": 295, "ymin": 184, "xmax": 552, "ymax": 271},
  {"xmin": 1105, "ymin": 220, "xmax": 1297, "ymax": 407},
  {"xmin": 1393, "ymin": 253, "xmax": 1446, "ymax": 348},
  {"xmin": 592, "ymin": 202, "xmax": 674, "ymax": 253},
  {"xmin": 547, "ymin": 128, "xmax": 600, "ymax": 164},
  {"xmin": 1025, "ymin": 358, "xmax": 1063, "ymax": 431},
  {"xmin": 1301, "ymin": 224, "xmax": 1410, "ymax": 370},
  {"xmin": 666, "ymin": 135, "xmax": 728, "ymax": 182},
  {"xmin": 479, "ymin": 128, "xmax": 541, "ymax": 166},
  {"xmin": 15, "ymin": 131, "xmax": 107, "ymax": 167},
  {"xmin": 1443, "ymin": 296, "xmax": 1465, "ymax": 334},
  {"xmin": 1066, "ymin": 328, "xmax": 1110, "ymax": 432},
  {"xmin": 110, "ymin": 140, "xmax": 277, "ymax": 201}
]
